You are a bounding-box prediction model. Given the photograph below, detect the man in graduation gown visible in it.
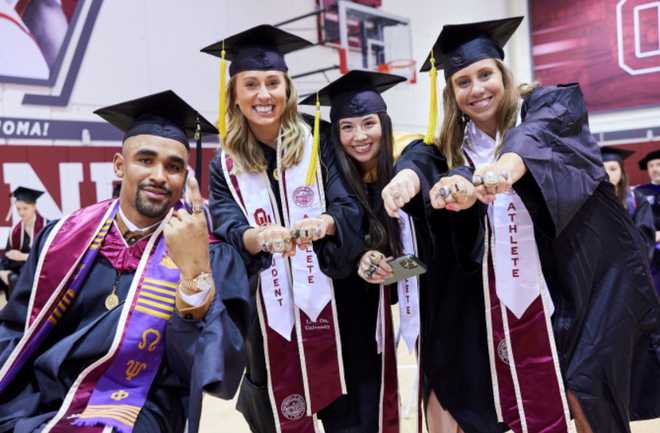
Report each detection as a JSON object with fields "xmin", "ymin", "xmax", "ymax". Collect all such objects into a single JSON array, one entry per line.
[
  {"xmin": 0, "ymin": 187, "xmax": 46, "ymax": 297},
  {"xmin": 636, "ymin": 150, "xmax": 660, "ymax": 293},
  {"xmin": 0, "ymin": 90, "xmax": 248, "ymax": 433}
]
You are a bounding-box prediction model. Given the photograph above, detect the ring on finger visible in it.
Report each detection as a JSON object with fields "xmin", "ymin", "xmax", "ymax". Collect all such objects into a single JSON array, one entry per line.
[
  {"xmin": 437, "ymin": 185, "xmax": 451, "ymax": 200},
  {"xmin": 483, "ymin": 171, "xmax": 499, "ymax": 187},
  {"xmin": 472, "ymin": 175, "xmax": 483, "ymax": 186},
  {"xmin": 192, "ymin": 204, "xmax": 203, "ymax": 215}
]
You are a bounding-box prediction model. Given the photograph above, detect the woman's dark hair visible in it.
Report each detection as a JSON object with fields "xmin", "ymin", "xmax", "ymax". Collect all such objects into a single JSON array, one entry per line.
[
  {"xmin": 331, "ymin": 112, "xmax": 402, "ymax": 257},
  {"xmin": 613, "ymin": 160, "xmax": 630, "ymax": 208}
]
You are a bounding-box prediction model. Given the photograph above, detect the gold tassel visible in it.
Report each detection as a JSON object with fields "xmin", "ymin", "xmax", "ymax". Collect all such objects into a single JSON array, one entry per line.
[
  {"xmin": 305, "ymin": 93, "xmax": 321, "ymax": 186},
  {"xmin": 423, "ymin": 52, "xmax": 438, "ymax": 145},
  {"xmin": 218, "ymin": 44, "xmax": 227, "ymax": 141}
]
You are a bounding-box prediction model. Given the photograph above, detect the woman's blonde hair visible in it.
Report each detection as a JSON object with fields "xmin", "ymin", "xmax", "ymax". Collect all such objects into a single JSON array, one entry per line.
[
  {"xmin": 437, "ymin": 59, "xmax": 520, "ymax": 168},
  {"xmin": 223, "ymin": 73, "xmax": 306, "ymax": 173}
]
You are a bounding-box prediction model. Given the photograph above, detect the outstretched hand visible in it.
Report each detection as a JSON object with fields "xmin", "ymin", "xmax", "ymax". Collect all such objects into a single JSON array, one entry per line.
[
  {"xmin": 163, "ymin": 176, "xmax": 210, "ymax": 279},
  {"xmin": 429, "ymin": 175, "xmax": 477, "ymax": 211}
]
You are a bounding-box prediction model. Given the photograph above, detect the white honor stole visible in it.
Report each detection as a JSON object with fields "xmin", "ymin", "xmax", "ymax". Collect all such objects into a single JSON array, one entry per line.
[
  {"xmin": 221, "ymin": 127, "xmax": 332, "ymax": 339},
  {"xmin": 490, "ymin": 193, "xmax": 554, "ymax": 319},
  {"xmin": 277, "ymin": 127, "xmax": 334, "ymax": 322},
  {"xmin": 463, "ymin": 122, "xmax": 553, "ymax": 318},
  {"xmin": 376, "ymin": 210, "xmax": 420, "ymax": 354}
]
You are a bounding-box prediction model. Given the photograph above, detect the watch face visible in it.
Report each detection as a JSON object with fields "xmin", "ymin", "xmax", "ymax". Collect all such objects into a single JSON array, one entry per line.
[{"xmin": 195, "ymin": 273, "xmax": 213, "ymax": 291}]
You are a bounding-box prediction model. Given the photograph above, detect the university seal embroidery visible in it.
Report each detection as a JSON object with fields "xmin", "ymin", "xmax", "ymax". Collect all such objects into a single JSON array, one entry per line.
[
  {"xmin": 293, "ymin": 186, "xmax": 314, "ymax": 208},
  {"xmin": 281, "ymin": 394, "xmax": 306, "ymax": 421},
  {"xmin": 497, "ymin": 339, "xmax": 510, "ymax": 365}
]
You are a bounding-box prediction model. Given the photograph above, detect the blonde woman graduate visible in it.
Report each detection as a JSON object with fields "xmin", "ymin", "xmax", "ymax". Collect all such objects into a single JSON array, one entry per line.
[
  {"xmin": 204, "ymin": 25, "xmax": 365, "ymax": 433},
  {"xmin": 382, "ymin": 17, "xmax": 660, "ymax": 433}
]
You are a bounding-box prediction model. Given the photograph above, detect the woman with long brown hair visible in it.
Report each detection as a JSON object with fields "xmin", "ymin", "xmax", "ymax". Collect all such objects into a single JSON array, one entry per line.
[
  {"xmin": 601, "ymin": 147, "xmax": 655, "ymax": 258},
  {"xmin": 300, "ymin": 70, "xmax": 413, "ymax": 433},
  {"xmin": 382, "ymin": 16, "xmax": 660, "ymax": 433},
  {"xmin": 204, "ymin": 25, "xmax": 364, "ymax": 433}
]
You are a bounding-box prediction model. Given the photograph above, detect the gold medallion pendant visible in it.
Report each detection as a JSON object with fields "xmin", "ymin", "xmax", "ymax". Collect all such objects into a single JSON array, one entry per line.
[
  {"xmin": 273, "ymin": 168, "xmax": 280, "ymax": 181},
  {"xmin": 105, "ymin": 290, "xmax": 119, "ymax": 310}
]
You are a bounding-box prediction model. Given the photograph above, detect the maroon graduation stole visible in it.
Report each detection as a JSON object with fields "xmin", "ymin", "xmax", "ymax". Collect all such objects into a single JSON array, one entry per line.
[
  {"xmin": 9, "ymin": 212, "xmax": 45, "ymax": 250},
  {"xmin": 482, "ymin": 212, "xmax": 571, "ymax": 433},
  {"xmin": 0, "ymin": 200, "xmax": 185, "ymax": 433}
]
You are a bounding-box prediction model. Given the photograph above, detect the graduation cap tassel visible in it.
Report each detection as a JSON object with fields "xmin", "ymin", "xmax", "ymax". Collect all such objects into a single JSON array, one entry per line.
[
  {"xmin": 218, "ymin": 44, "xmax": 228, "ymax": 141},
  {"xmin": 305, "ymin": 93, "xmax": 321, "ymax": 186},
  {"xmin": 194, "ymin": 118, "xmax": 203, "ymax": 186},
  {"xmin": 423, "ymin": 52, "xmax": 438, "ymax": 145}
]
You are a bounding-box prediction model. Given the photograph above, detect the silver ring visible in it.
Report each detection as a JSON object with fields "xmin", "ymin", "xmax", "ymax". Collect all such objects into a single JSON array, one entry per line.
[
  {"xmin": 483, "ymin": 171, "xmax": 499, "ymax": 187},
  {"xmin": 192, "ymin": 204, "xmax": 203, "ymax": 215},
  {"xmin": 472, "ymin": 175, "xmax": 483, "ymax": 186},
  {"xmin": 437, "ymin": 186, "xmax": 451, "ymax": 199},
  {"xmin": 272, "ymin": 239, "xmax": 284, "ymax": 252}
]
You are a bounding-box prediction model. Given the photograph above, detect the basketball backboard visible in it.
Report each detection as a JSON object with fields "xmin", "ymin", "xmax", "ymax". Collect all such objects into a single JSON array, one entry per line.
[{"xmin": 317, "ymin": 0, "xmax": 416, "ymax": 83}]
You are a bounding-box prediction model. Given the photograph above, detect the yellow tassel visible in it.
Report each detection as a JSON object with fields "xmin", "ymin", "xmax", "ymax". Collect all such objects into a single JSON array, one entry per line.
[
  {"xmin": 218, "ymin": 46, "xmax": 227, "ymax": 141},
  {"xmin": 305, "ymin": 93, "xmax": 321, "ymax": 186},
  {"xmin": 423, "ymin": 52, "xmax": 438, "ymax": 145}
]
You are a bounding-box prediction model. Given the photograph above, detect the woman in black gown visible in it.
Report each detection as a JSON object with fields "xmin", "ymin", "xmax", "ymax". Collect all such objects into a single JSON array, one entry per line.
[
  {"xmin": 601, "ymin": 147, "xmax": 655, "ymax": 259},
  {"xmin": 300, "ymin": 70, "xmax": 412, "ymax": 433},
  {"xmin": 0, "ymin": 187, "xmax": 45, "ymax": 297},
  {"xmin": 382, "ymin": 16, "xmax": 660, "ymax": 433},
  {"xmin": 205, "ymin": 25, "xmax": 364, "ymax": 433}
]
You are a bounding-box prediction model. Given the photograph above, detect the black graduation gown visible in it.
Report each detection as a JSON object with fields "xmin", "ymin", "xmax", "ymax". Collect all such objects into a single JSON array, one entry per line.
[
  {"xmin": 0, "ymin": 221, "xmax": 248, "ymax": 433},
  {"xmin": 395, "ymin": 140, "xmax": 502, "ymax": 433},
  {"xmin": 396, "ymin": 84, "xmax": 660, "ymax": 433},
  {"xmin": 0, "ymin": 230, "xmax": 32, "ymax": 296},
  {"xmin": 208, "ymin": 138, "xmax": 365, "ymax": 433},
  {"xmin": 635, "ymin": 183, "xmax": 660, "ymax": 293},
  {"xmin": 316, "ymin": 182, "xmax": 395, "ymax": 433}
]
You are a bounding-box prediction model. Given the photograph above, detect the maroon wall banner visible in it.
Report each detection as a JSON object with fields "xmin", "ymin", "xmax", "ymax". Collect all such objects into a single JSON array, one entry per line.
[
  {"xmin": 0, "ymin": 144, "xmax": 216, "ymax": 250},
  {"xmin": 530, "ymin": 0, "xmax": 660, "ymax": 113}
]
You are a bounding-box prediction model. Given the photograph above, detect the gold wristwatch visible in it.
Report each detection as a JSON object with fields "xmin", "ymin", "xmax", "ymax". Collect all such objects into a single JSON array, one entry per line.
[{"xmin": 178, "ymin": 272, "xmax": 213, "ymax": 295}]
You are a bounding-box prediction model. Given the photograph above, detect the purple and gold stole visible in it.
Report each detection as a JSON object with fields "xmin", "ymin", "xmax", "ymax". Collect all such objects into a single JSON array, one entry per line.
[{"xmin": 0, "ymin": 199, "xmax": 182, "ymax": 433}]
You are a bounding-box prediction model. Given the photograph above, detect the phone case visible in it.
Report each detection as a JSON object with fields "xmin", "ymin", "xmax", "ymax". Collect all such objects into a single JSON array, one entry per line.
[{"xmin": 383, "ymin": 254, "xmax": 427, "ymax": 285}]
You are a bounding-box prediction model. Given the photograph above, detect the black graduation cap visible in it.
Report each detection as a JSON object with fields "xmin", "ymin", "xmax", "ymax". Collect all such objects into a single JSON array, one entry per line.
[
  {"xmin": 11, "ymin": 187, "xmax": 44, "ymax": 204},
  {"xmin": 94, "ymin": 90, "xmax": 217, "ymax": 149},
  {"xmin": 601, "ymin": 147, "xmax": 634, "ymax": 163},
  {"xmin": 201, "ymin": 24, "xmax": 314, "ymax": 76},
  {"xmin": 299, "ymin": 70, "xmax": 406, "ymax": 122},
  {"xmin": 94, "ymin": 90, "xmax": 218, "ymax": 185},
  {"xmin": 420, "ymin": 16, "xmax": 523, "ymax": 79},
  {"xmin": 638, "ymin": 149, "xmax": 660, "ymax": 170}
]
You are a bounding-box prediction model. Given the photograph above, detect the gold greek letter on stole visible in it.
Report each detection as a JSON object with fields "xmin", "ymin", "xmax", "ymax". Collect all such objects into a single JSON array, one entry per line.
[
  {"xmin": 138, "ymin": 328, "xmax": 161, "ymax": 352},
  {"xmin": 125, "ymin": 360, "xmax": 147, "ymax": 381}
]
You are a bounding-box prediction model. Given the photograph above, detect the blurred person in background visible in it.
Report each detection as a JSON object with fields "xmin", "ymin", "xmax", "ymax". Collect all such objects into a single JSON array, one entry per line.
[
  {"xmin": 0, "ymin": 187, "xmax": 45, "ymax": 297},
  {"xmin": 601, "ymin": 147, "xmax": 655, "ymax": 259},
  {"xmin": 636, "ymin": 149, "xmax": 660, "ymax": 293}
]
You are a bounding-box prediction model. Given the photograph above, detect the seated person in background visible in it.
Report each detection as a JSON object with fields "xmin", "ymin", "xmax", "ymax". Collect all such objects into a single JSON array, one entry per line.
[
  {"xmin": 0, "ymin": 90, "xmax": 247, "ymax": 433},
  {"xmin": 0, "ymin": 187, "xmax": 46, "ymax": 298},
  {"xmin": 601, "ymin": 147, "xmax": 655, "ymax": 259}
]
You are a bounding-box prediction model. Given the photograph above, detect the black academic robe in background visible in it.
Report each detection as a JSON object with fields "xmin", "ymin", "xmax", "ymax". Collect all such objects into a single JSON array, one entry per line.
[
  {"xmin": 396, "ymin": 84, "xmax": 660, "ymax": 433},
  {"xmin": 636, "ymin": 183, "xmax": 660, "ymax": 293},
  {"xmin": 0, "ymin": 221, "xmax": 248, "ymax": 433},
  {"xmin": 0, "ymin": 230, "xmax": 33, "ymax": 297},
  {"xmin": 208, "ymin": 138, "xmax": 364, "ymax": 433},
  {"xmin": 626, "ymin": 189, "xmax": 656, "ymax": 260}
]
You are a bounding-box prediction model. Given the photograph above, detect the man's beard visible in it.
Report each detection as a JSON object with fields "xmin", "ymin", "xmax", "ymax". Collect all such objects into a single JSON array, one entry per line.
[{"xmin": 134, "ymin": 184, "xmax": 172, "ymax": 219}]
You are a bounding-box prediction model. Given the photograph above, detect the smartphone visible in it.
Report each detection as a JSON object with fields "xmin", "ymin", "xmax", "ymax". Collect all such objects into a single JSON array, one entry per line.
[{"xmin": 383, "ymin": 254, "xmax": 427, "ymax": 285}]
